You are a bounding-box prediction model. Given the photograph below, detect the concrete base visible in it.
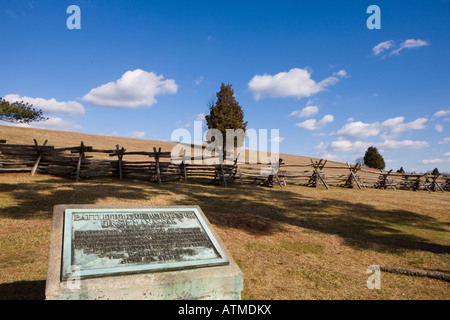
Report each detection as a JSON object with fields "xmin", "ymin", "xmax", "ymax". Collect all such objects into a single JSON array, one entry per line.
[{"xmin": 45, "ymin": 205, "xmax": 243, "ymax": 300}]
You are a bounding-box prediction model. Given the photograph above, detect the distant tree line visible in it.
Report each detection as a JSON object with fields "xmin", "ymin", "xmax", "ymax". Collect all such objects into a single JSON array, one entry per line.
[{"xmin": 358, "ymin": 146, "xmax": 442, "ymax": 175}]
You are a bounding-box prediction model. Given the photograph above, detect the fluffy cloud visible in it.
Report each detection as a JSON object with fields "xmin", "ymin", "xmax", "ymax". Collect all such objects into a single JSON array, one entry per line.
[
  {"xmin": 434, "ymin": 109, "xmax": 450, "ymax": 117},
  {"xmin": 3, "ymin": 94, "xmax": 85, "ymax": 116},
  {"xmin": 435, "ymin": 124, "xmax": 444, "ymax": 133},
  {"xmin": 337, "ymin": 121, "xmax": 381, "ymax": 140},
  {"xmin": 383, "ymin": 117, "xmax": 427, "ymax": 138},
  {"xmin": 82, "ymin": 69, "xmax": 178, "ymax": 108},
  {"xmin": 337, "ymin": 117, "xmax": 428, "ymax": 140},
  {"xmin": 372, "ymin": 40, "xmax": 394, "ymax": 55},
  {"xmin": 420, "ymin": 158, "xmax": 450, "ymax": 165},
  {"xmin": 248, "ymin": 68, "xmax": 346, "ymax": 100},
  {"xmin": 325, "ymin": 139, "xmax": 429, "ymax": 153},
  {"xmin": 378, "ymin": 139, "xmax": 429, "ymax": 150},
  {"xmin": 270, "ymin": 136, "xmax": 285, "ymax": 143},
  {"xmin": 373, "ymin": 39, "xmax": 429, "ymax": 57},
  {"xmin": 299, "ymin": 106, "xmax": 319, "ymax": 117},
  {"xmin": 391, "ymin": 39, "xmax": 429, "ymax": 55},
  {"xmin": 290, "ymin": 106, "xmax": 319, "ymax": 118},
  {"xmin": 327, "ymin": 140, "xmax": 371, "ymax": 153},
  {"xmin": 296, "ymin": 114, "xmax": 334, "ymax": 130}
]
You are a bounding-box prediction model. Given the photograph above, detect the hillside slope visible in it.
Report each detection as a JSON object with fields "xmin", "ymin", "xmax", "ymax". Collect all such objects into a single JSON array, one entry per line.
[{"xmin": 0, "ymin": 125, "xmax": 347, "ymax": 168}]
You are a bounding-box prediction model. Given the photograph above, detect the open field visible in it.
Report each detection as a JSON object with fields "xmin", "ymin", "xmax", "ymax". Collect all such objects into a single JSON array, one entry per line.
[{"xmin": 0, "ymin": 126, "xmax": 449, "ymax": 300}]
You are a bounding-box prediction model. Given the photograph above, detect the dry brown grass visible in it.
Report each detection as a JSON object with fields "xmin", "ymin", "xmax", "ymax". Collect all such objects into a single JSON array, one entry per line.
[{"xmin": 0, "ymin": 126, "xmax": 449, "ymax": 300}]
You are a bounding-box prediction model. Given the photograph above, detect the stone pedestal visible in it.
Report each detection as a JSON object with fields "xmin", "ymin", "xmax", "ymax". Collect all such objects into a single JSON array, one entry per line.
[{"xmin": 45, "ymin": 205, "xmax": 243, "ymax": 300}]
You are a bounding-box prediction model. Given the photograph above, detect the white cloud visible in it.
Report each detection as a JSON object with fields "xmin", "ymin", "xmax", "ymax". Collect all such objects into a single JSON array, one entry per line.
[
  {"xmin": 319, "ymin": 114, "xmax": 334, "ymax": 125},
  {"xmin": 248, "ymin": 67, "xmax": 346, "ymax": 100},
  {"xmin": 381, "ymin": 116, "xmax": 404, "ymax": 127},
  {"xmin": 390, "ymin": 39, "xmax": 429, "ymax": 55},
  {"xmin": 434, "ymin": 109, "xmax": 450, "ymax": 117},
  {"xmin": 378, "ymin": 139, "xmax": 429, "ymax": 150},
  {"xmin": 288, "ymin": 110, "xmax": 300, "ymax": 117},
  {"xmin": 327, "ymin": 140, "xmax": 372, "ymax": 153},
  {"xmin": 382, "ymin": 117, "xmax": 427, "ymax": 138},
  {"xmin": 296, "ymin": 114, "xmax": 334, "ymax": 130},
  {"xmin": 438, "ymin": 137, "xmax": 450, "ymax": 144},
  {"xmin": 443, "ymin": 152, "xmax": 450, "ymax": 157},
  {"xmin": 130, "ymin": 131, "xmax": 145, "ymax": 139},
  {"xmin": 82, "ymin": 69, "xmax": 178, "ymax": 108},
  {"xmin": 296, "ymin": 119, "xmax": 317, "ymax": 130},
  {"xmin": 314, "ymin": 142, "xmax": 325, "ymax": 149},
  {"xmin": 270, "ymin": 136, "xmax": 285, "ymax": 143},
  {"xmin": 337, "ymin": 117, "xmax": 428, "ymax": 140},
  {"xmin": 372, "ymin": 40, "xmax": 394, "ymax": 55},
  {"xmin": 5, "ymin": 117, "xmax": 82, "ymax": 131},
  {"xmin": 337, "ymin": 121, "xmax": 381, "ymax": 140},
  {"xmin": 3, "ymin": 94, "xmax": 85, "ymax": 116},
  {"xmin": 325, "ymin": 139, "xmax": 429, "ymax": 153},
  {"xmin": 420, "ymin": 158, "xmax": 449, "ymax": 165},
  {"xmin": 435, "ymin": 124, "xmax": 444, "ymax": 133},
  {"xmin": 299, "ymin": 106, "xmax": 319, "ymax": 118}
]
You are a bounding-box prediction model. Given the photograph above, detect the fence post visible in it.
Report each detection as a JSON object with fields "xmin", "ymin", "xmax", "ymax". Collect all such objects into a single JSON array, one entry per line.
[
  {"xmin": 30, "ymin": 139, "xmax": 48, "ymax": 176},
  {"xmin": 153, "ymin": 147, "xmax": 162, "ymax": 186}
]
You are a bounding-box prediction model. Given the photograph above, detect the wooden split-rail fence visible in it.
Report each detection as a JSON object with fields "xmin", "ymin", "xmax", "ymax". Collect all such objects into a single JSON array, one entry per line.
[{"xmin": 0, "ymin": 139, "xmax": 448, "ymax": 192}]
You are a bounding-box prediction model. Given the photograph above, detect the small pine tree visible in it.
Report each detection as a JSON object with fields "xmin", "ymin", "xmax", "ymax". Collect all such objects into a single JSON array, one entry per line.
[
  {"xmin": 397, "ymin": 167, "xmax": 405, "ymax": 173},
  {"xmin": 0, "ymin": 98, "xmax": 47, "ymax": 124},
  {"xmin": 205, "ymin": 83, "xmax": 248, "ymax": 159},
  {"xmin": 431, "ymin": 168, "xmax": 440, "ymax": 175},
  {"xmin": 363, "ymin": 146, "xmax": 386, "ymax": 170}
]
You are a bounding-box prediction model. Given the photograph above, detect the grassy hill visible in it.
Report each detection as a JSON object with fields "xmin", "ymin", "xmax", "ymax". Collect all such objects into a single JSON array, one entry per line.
[
  {"xmin": 0, "ymin": 124, "xmax": 346, "ymax": 166},
  {"xmin": 0, "ymin": 125, "xmax": 449, "ymax": 300}
]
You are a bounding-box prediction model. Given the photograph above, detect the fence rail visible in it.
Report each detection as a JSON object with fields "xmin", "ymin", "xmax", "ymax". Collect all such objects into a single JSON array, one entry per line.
[{"xmin": 1, "ymin": 139, "xmax": 449, "ymax": 192}]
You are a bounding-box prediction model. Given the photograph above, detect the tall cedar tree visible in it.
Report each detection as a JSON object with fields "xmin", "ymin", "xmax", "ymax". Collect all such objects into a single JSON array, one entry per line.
[
  {"xmin": 0, "ymin": 98, "xmax": 47, "ymax": 124},
  {"xmin": 205, "ymin": 83, "xmax": 247, "ymax": 158},
  {"xmin": 363, "ymin": 146, "xmax": 386, "ymax": 170}
]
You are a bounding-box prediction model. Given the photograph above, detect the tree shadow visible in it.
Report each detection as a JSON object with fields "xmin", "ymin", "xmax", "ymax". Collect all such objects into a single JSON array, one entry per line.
[
  {"xmin": 0, "ymin": 280, "xmax": 45, "ymax": 300},
  {"xmin": 1, "ymin": 177, "xmax": 448, "ymax": 255},
  {"xmin": 0, "ymin": 177, "xmax": 165, "ymax": 219},
  {"xmin": 166, "ymin": 182, "xmax": 450, "ymax": 255}
]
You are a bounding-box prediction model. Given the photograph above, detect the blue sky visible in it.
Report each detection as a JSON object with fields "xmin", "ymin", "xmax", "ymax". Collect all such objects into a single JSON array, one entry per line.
[{"xmin": 1, "ymin": 0, "xmax": 449, "ymax": 172}]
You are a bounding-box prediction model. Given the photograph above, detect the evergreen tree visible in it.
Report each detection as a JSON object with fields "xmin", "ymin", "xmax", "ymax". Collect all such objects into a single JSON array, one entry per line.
[
  {"xmin": 431, "ymin": 168, "xmax": 440, "ymax": 175},
  {"xmin": 205, "ymin": 83, "xmax": 247, "ymax": 159},
  {"xmin": 0, "ymin": 98, "xmax": 47, "ymax": 124},
  {"xmin": 363, "ymin": 146, "xmax": 386, "ymax": 170},
  {"xmin": 397, "ymin": 167, "xmax": 405, "ymax": 173}
]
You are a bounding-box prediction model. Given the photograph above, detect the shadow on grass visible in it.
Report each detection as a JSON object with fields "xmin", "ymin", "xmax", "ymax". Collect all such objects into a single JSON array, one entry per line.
[
  {"xmin": 166, "ymin": 182, "xmax": 450, "ymax": 255},
  {"xmin": 0, "ymin": 177, "xmax": 165, "ymax": 219},
  {"xmin": 0, "ymin": 280, "xmax": 45, "ymax": 300},
  {"xmin": 1, "ymin": 177, "xmax": 449, "ymax": 256}
]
